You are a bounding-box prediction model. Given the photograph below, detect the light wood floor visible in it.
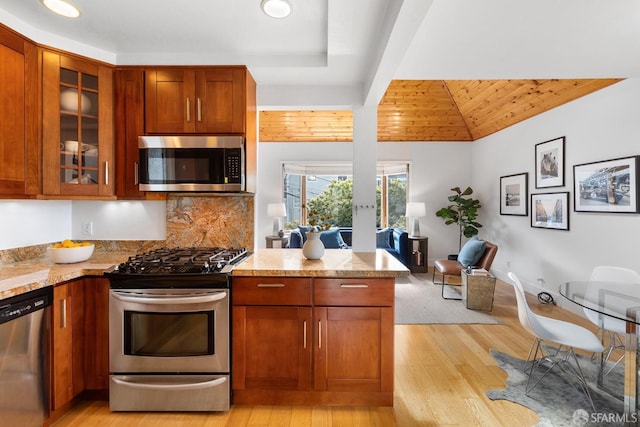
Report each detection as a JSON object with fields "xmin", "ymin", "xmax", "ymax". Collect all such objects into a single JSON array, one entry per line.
[{"xmin": 52, "ymin": 276, "xmax": 600, "ymax": 427}]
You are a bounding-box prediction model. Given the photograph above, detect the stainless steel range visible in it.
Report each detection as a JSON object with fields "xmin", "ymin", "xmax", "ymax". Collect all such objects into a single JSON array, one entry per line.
[{"xmin": 105, "ymin": 247, "xmax": 248, "ymax": 412}]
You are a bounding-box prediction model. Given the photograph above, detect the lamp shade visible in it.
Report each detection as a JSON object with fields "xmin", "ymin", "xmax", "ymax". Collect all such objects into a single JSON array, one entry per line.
[
  {"xmin": 267, "ymin": 203, "xmax": 287, "ymax": 236},
  {"xmin": 406, "ymin": 202, "xmax": 426, "ymax": 218},
  {"xmin": 267, "ymin": 203, "xmax": 287, "ymax": 217}
]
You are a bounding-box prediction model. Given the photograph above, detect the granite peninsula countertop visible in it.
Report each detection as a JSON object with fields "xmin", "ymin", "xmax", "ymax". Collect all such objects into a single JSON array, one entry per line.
[
  {"xmin": 1, "ymin": 248, "xmax": 410, "ymax": 300},
  {"xmin": 232, "ymin": 248, "xmax": 410, "ymax": 278},
  {"xmin": 0, "ymin": 251, "xmax": 133, "ymax": 300}
]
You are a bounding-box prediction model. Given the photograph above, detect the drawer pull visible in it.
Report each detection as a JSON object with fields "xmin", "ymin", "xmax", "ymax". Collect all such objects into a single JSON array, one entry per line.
[
  {"xmin": 257, "ymin": 283, "xmax": 285, "ymax": 288},
  {"xmin": 340, "ymin": 284, "xmax": 369, "ymax": 288},
  {"xmin": 303, "ymin": 320, "xmax": 307, "ymax": 349},
  {"xmin": 318, "ymin": 320, "xmax": 322, "ymax": 349}
]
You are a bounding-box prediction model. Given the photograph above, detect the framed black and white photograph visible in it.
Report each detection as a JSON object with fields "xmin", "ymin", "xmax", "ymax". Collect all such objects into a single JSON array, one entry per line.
[
  {"xmin": 531, "ymin": 192, "xmax": 570, "ymax": 230},
  {"xmin": 535, "ymin": 136, "xmax": 565, "ymax": 188},
  {"xmin": 573, "ymin": 155, "xmax": 640, "ymax": 213},
  {"xmin": 500, "ymin": 173, "xmax": 528, "ymax": 216}
]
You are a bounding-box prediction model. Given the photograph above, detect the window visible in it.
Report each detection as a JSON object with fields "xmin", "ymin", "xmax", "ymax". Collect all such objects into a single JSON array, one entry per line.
[{"xmin": 282, "ymin": 162, "xmax": 408, "ymax": 230}]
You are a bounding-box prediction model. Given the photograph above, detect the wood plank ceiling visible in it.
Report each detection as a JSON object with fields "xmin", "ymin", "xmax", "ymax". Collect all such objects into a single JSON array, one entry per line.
[{"xmin": 259, "ymin": 79, "xmax": 622, "ymax": 142}]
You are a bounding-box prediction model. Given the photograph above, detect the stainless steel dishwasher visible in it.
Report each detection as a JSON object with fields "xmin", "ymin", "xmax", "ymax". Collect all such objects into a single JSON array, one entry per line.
[{"xmin": 0, "ymin": 286, "xmax": 52, "ymax": 427}]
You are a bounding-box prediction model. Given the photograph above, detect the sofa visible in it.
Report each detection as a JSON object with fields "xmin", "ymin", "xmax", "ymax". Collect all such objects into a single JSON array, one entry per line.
[{"xmin": 288, "ymin": 226, "xmax": 409, "ymax": 267}]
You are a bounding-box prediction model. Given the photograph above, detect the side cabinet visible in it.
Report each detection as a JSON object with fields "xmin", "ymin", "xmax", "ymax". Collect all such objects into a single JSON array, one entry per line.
[
  {"xmin": 0, "ymin": 25, "xmax": 38, "ymax": 197},
  {"xmin": 231, "ymin": 276, "xmax": 394, "ymax": 406},
  {"xmin": 83, "ymin": 277, "xmax": 110, "ymax": 392},
  {"xmin": 52, "ymin": 280, "xmax": 85, "ymax": 411}
]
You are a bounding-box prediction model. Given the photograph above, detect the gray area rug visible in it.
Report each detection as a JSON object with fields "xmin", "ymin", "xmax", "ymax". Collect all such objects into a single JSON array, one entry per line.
[
  {"xmin": 487, "ymin": 349, "xmax": 626, "ymax": 427},
  {"xmin": 394, "ymin": 273, "xmax": 502, "ymax": 324}
]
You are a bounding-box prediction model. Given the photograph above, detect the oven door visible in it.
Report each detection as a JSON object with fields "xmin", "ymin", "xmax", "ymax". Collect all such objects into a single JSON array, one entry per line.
[{"xmin": 109, "ymin": 289, "xmax": 229, "ymax": 374}]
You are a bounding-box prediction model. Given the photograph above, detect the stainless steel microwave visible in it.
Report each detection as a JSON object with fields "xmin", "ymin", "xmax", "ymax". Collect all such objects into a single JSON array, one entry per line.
[{"xmin": 138, "ymin": 135, "xmax": 245, "ymax": 192}]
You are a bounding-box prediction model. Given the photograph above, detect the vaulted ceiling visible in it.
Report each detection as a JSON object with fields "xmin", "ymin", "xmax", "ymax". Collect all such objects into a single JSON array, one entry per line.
[{"xmin": 259, "ymin": 78, "xmax": 622, "ymax": 142}]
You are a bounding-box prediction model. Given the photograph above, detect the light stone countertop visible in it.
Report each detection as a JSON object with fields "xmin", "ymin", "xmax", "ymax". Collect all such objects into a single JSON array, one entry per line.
[
  {"xmin": 232, "ymin": 249, "xmax": 410, "ymax": 278},
  {"xmin": 0, "ymin": 251, "xmax": 132, "ymax": 300}
]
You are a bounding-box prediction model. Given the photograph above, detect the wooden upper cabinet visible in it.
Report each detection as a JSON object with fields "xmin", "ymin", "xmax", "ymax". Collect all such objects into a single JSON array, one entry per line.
[
  {"xmin": 0, "ymin": 25, "xmax": 38, "ymax": 197},
  {"xmin": 145, "ymin": 67, "xmax": 246, "ymax": 134},
  {"xmin": 41, "ymin": 50, "xmax": 115, "ymax": 198}
]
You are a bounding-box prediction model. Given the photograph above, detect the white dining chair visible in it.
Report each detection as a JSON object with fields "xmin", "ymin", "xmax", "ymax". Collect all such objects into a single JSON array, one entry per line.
[
  {"xmin": 585, "ymin": 266, "xmax": 640, "ymax": 377},
  {"xmin": 507, "ymin": 272, "xmax": 604, "ymax": 411}
]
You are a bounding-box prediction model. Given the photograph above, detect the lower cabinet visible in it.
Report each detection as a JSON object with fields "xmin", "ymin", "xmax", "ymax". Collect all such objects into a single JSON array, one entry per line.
[
  {"xmin": 232, "ymin": 276, "xmax": 394, "ymax": 406},
  {"xmin": 51, "ymin": 277, "xmax": 110, "ymax": 419},
  {"xmin": 52, "ymin": 280, "xmax": 85, "ymax": 411}
]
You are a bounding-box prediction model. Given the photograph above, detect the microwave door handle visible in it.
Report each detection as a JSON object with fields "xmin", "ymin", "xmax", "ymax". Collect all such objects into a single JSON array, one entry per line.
[
  {"xmin": 111, "ymin": 291, "xmax": 227, "ymax": 305},
  {"xmin": 112, "ymin": 376, "xmax": 227, "ymax": 391}
]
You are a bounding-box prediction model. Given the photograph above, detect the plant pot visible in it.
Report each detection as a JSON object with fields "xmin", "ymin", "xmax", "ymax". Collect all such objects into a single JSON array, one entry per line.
[{"xmin": 302, "ymin": 232, "xmax": 325, "ymax": 260}]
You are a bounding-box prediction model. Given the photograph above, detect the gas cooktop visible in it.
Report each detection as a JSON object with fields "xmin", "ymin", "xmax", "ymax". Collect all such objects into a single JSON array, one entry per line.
[{"xmin": 108, "ymin": 247, "xmax": 249, "ymax": 276}]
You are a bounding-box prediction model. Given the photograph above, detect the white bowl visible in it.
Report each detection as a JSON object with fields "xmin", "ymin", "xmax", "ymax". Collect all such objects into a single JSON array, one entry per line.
[{"xmin": 47, "ymin": 244, "xmax": 95, "ymax": 264}]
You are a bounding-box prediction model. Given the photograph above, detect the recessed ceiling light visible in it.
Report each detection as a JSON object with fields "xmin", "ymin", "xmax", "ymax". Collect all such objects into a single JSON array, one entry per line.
[
  {"xmin": 41, "ymin": 0, "xmax": 80, "ymax": 18},
  {"xmin": 261, "ymin": 0, "xmax": 291, "ymax": 19}
]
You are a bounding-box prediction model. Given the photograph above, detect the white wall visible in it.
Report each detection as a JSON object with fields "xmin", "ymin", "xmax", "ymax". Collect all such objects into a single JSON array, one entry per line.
[
  {"xmin": 256, "ymin": 140, "xmax": 473, "ymax": 255},
  {"xmin": 0, "ymin": 200, "xmax": 166, "ymax": 250},
  {"xmin": 471, "ymin": 78, "xmax": 640, "ymax": 311}
]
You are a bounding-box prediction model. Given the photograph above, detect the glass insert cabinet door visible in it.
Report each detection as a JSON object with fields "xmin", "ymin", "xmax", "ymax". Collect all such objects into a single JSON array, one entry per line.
[
  {"xmin": 59, "ymin": 67, "xmax": 99, "ymax": 186},
  {"xmin": 42, "ymin": 50, "xmax": 113, "ymax": 197}
]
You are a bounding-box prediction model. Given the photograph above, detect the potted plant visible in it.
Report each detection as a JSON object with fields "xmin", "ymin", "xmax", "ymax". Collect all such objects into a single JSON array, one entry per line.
[{"xmin": 435, "ymin": 186, "xmax": 482, "ymax": 252}]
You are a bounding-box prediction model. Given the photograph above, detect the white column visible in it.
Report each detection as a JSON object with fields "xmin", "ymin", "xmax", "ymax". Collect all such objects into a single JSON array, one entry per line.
[{"xmin": 351, "ymin": 105, "xmax": 377, "ymax": 252}]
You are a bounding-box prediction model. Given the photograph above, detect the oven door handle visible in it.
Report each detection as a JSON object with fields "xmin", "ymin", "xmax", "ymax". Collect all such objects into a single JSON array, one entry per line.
[
  {"xmin": 111, "ymin": 376, "xmax": 227, "ymax": 391},
  {"xmin": 111, "ymin": 291, "xmax": 227, "ymax": 305}
]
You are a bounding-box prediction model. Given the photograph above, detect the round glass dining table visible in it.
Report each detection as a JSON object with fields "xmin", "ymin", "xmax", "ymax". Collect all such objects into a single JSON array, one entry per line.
[{"xmin": 559, "ymin": 281, "xmax": 640, "ymax": 426}]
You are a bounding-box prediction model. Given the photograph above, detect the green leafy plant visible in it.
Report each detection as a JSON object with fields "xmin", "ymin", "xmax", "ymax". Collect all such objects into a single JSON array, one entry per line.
[
  {"xmin": 307, "ymin": 209, "xmax": 332, "ymax": 232},
  {"xmin": 435, "ymin": 186, "xmax": 482, "ymax": 251}
]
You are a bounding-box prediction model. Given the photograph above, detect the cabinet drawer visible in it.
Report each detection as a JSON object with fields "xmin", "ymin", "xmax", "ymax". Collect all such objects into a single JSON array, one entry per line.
[
  {"xmin": 232, "ymin": 277, "xmax": 312, "ymax": 306},
  {"xmin": 314, "ymin": 278, "xmax": 394, "ymax": 307}
]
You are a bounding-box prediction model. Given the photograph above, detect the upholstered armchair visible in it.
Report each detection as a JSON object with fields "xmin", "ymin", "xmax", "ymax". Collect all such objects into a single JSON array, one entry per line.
[{"xmin": 432, "ymin": 239, "xmax": 498, "ymax": 291}]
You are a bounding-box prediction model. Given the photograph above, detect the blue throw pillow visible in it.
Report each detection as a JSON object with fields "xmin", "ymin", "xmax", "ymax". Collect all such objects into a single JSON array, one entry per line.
[
  {"xmin": 457, "ymin": 237, "xmax": 486, "ymax": 267},
  {"xmin": 376, "ymin": 228, "xmax": 393, "ymax": 249},
  {"xmin": 289, "ymin": 229, "xmax": 303, "ymax": 248},
  {"xmin": 319, "ymin": 228, "xmax": 346, "ymax": 249},
  {"xmin": 297, "ymin": 225, "xmax": 311, "ymax": 242}
]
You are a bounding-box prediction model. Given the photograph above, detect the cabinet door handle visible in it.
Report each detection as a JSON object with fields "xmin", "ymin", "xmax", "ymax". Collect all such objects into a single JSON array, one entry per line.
[
  {"xmin": 186, "ymin": 98, "xmax": 191, "ymax": 122},
  {"xmin": 104, "ymin": 161, "xmax": 109, "ymax": 186},
  {"xmin": 197, "ymin": 98, "xmax": 202, "ymax": 122},
  {"xmin": 134, "ymin": 162, "xmax": 139, "ymax": 185},
  {"xmin": 60, "ymin": 299, "xmax": 67, "ymax": 329},
  {"xmin": 303, "ymin": 320, "xmax": 307, "ymax": 349},
  {"xmin": 340, "ymin": 284, "xmax": 369, "ymax": 288},
  {"xmin": 318, "ymin": 320, "xmax": 322, "ymax": 349},
  {"xmin": 256, "ymin": 283, "xmax": 285, "ymax": 288}
]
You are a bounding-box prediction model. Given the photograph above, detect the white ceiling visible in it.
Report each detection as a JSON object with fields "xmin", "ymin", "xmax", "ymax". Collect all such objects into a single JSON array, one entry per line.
[{"xmin": 2, "ymin": 0, "xmax": 640, "ymax": 108}]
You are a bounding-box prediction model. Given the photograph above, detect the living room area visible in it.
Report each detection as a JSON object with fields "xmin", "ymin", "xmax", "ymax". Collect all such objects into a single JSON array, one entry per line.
[{"xmin": 257, "ymin": 77, "xmax": 640, "ymax": 314}]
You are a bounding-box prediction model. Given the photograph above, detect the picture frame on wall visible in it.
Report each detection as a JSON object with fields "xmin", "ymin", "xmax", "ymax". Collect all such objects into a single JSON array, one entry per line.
[
  {"xmin": 531, "ymin": 192, "xmax": 570, "ymax": 230},
  {"xmin": 573, "ymin": 155, "xmax": 640, "ymax": 213},
  {"xmin": 535, "ymin": 136, "xmax": 565, "ymax": 188},
  {"xmin": 500, "ymin": 173, "xmax": 528, "ymax": 216}
]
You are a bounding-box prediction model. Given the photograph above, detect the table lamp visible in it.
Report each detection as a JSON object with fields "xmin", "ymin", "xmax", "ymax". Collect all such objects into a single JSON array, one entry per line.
[
  {"xmin": 267, "ymin": 203, "xmax": 287, "ymax": 236},
  {"xmin": 406, "ymin": 202, "xmax": 426, "ymax": 237}
]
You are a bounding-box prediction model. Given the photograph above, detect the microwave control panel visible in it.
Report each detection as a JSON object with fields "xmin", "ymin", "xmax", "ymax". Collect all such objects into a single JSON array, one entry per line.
[{"xmin": 225, "ymin": 149, "xmax": 242, "ymax": 183}]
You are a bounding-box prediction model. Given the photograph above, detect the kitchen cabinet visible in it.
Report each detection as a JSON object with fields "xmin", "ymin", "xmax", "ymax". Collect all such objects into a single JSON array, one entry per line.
[
  {"xmin": 0, "ymin": 25, "xmax": 39, "ymax": 197},
  {"xmin": 52, "ymin": 280, "xmax": 85, "ymax": 412},
  {"xmin": 145, "ymin": 67, "xmax": 247, "ymax": 134},
  {"xmin": 232, "ymin": 277, "xmax": 313, "ymax": 401},
  {"xmin": 82, "ymin": 277, "xmax": 110, "ymax": 392},
  {"xmin": 42, "ymin": 50, "xmax": 115, "ymax": 198},
  {"xmin": 114, "ymin": 68, "xmax": 153, "ymax": 199},
  {"xmin": 313, "ymin": 278, "xmax": 394, "ymax": 401},
  {"xmin": 231, "ymin": 276, "xmax": 394, "ymax": 406}
]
